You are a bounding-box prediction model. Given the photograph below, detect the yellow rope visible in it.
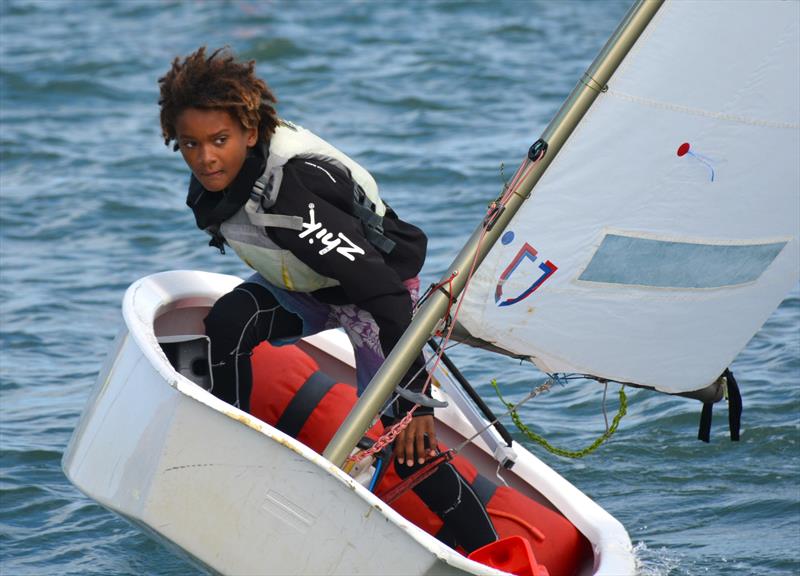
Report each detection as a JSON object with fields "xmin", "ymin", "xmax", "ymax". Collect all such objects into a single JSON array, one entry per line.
[{"xmin": 491, "ymin": 380, "xmax": 628, "ymax": 459}]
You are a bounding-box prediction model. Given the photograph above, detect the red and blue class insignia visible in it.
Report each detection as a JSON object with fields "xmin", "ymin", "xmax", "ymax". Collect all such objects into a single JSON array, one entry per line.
[{"xmin": 494, "ymin": 231, "xmax": 558, "ymax": 308}]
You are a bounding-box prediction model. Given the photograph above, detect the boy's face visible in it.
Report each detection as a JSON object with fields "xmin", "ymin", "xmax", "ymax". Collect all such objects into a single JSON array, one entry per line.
[{"xmin": 175, "ymin": 108, "xmax": 258, "ymax": 192}]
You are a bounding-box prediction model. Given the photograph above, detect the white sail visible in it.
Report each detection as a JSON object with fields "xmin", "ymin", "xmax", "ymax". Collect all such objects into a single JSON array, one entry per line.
[{"xmin": 459, "ymin": 0, "xmax": 800, "ymax": 394}]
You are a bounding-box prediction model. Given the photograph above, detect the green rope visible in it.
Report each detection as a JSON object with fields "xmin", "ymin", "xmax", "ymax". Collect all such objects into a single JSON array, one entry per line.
[{"xmin": 491, "ymin": 379, "xmax": 628, "ymax": 459}]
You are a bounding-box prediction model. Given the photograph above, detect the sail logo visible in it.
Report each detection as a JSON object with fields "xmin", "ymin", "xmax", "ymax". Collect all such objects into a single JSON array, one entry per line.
[
  {"xmin": 494, "ymin": 231, "xmax": 557, "ymax": 307},
  {"xmin": 677, "ymin": 142, "xmax": 715, "ymax": 182}
]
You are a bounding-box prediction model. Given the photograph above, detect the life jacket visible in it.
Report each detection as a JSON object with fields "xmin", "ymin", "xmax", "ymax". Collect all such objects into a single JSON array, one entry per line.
[
  {"xmin": 221, "ymin": 121, "xmax": 393, "ymax": 292},
  {"xmin": 249, "ymin": 341, "xmax": 592, "ymax": 576}
]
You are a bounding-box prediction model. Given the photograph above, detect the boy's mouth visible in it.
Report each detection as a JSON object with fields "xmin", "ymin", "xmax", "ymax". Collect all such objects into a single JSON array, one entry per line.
[{"xmin": 199, "ymin": 169, "xmax": 227, "ymax": 191}]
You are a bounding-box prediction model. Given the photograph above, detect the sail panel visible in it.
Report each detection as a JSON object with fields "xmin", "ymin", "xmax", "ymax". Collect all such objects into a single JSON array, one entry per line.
[
  {"xmin": 578, "ymin": 234, "xmax": 788, "ymax": 289},
  {"xmin": 459, "ymin": 0, "xmax": 800, "ymax": 393}
]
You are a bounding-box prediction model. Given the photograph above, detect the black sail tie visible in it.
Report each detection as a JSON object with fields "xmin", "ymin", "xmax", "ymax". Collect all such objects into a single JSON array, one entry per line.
[{"xmin": 698, "ymin": 368, "xmax": 742, "ymax": 442}]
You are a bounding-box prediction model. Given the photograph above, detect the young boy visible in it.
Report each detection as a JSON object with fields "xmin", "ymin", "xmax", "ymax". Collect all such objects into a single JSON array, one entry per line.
[{"xmin": 158, "ymin": 46, "xmax": 496, "ymax": 552}]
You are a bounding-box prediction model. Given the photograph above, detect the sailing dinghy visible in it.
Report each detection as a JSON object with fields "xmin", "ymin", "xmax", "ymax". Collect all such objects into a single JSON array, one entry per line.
[
  {"xmin": 64, "ymin": 1, "xmax": 798, "ymax": 575},
  {"xmin": 62, "ymin": 269, "xmax": 631, "ymax": 575}
]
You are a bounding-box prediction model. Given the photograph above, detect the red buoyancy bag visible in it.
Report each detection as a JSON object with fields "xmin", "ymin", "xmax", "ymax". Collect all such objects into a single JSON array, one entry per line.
[
  {"xmin": 375, "ymin": 449, "xmax": 591, "ymax": 576},
  {"xmin": 250, "ymin": 342, "xmax": 591, "ymax": 576},
  {"xmin": 249, "ymin": 341, "xmax": 383, "ymax": 453}
]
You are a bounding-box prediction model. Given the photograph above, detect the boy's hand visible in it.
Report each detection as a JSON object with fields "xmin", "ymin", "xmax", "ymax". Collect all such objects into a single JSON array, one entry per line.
[{"xmin": 394, "ymin": 414, "xmax": 437, "ymax": 466}]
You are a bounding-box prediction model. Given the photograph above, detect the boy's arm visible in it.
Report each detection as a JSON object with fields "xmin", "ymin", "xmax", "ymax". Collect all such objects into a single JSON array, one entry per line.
[{"xmin": 268, "ymin": 160, "xmax": 433, "ymax": 415}]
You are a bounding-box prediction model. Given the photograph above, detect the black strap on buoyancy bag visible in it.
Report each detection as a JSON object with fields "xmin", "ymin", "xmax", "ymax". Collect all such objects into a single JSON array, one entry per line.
[
  {"xmin": 275, "ymin": 370, "xmax": 336, "ymax": 438},
  {"xmin": 352, "ymin": 183, "xmax": 396, "ymax": 255},
  {"xmin": 698, "ymin": 368, "xmax": 742, "ymax": 442},
  {"xmin": 274, "ymin": 369, "xmax": 395, "ymax": 472}
]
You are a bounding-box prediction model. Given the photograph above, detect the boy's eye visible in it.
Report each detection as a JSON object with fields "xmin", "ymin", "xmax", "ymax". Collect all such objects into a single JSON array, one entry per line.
[
  {"xmin": 215, "ymin": 136, "xmax": 228, "ymax": 145},
  {"xmin": 181, "ymin": 140, "xmax": 196, "ymax": 149}
]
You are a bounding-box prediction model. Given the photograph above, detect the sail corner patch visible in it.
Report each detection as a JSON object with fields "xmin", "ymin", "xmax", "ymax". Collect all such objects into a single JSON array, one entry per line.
[{"xmin": 578, "ymin": 234, "xmax": 788, "ymax": 288}]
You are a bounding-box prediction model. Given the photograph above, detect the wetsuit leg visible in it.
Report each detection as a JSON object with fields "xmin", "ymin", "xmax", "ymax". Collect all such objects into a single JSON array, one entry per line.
[
  {"xmin": 395, "ymin": 457, "xmax": 498, "ymax": 553},
  {"xmin": 204, "ymin": 282, "xmax": 303, "ymax": 413}
]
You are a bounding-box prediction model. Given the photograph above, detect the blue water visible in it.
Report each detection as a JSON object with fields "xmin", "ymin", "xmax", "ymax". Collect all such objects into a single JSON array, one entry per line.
[{"xmin": 1, "ymin": 1, "xmax": 798, "ymax": 575}]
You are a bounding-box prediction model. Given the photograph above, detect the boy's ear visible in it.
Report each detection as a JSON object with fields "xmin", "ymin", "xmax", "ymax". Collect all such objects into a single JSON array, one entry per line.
[{"xmin": 246, "ymin": 126, "xmax": 258, "ymax": 147}]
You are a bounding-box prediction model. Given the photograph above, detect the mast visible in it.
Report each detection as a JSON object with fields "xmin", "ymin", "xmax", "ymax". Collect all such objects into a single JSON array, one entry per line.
[{"xmin": 323, "ymin": 0, "xmax": 665, "ymax": 467}]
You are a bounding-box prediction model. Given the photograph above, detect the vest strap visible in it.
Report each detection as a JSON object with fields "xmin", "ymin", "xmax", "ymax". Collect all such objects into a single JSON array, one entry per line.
[
  {"xmin": 365, "ymin": 226, "xmax": 397, "ymax": 254},
  {"xmin": 352, "ymin": 199, "xmax": 382, "ymax": 227},
  {"xmin": 245, "ymin": 210, "xmax": 304, "ymax": 231},
  {"xmin": 353, "ymin": 186, "xmax": 396, "ymax": 255}
]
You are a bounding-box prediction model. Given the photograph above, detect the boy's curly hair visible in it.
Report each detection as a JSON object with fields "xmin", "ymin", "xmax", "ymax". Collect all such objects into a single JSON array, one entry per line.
[{"xmin": 158, "ymin": 46, "xmax": 278, "ymax": 149}]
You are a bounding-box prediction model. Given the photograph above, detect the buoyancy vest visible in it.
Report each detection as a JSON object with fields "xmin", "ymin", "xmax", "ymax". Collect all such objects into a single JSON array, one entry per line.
[
  {"xmin": 221, "ymin": 121, "xmax": 391, "ymax": 292},
  {"xmin": 249, "ymin": 341, "xmax": 592, "ymax": 576}
]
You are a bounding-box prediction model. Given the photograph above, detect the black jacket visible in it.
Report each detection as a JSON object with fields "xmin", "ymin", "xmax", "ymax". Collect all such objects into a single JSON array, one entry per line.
[{"xmin": 188, "ymin": 148, "xmax": 431, "ymax": 414}]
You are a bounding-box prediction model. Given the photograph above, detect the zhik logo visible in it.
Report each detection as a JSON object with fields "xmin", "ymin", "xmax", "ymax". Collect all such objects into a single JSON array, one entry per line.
[{"xmin": 298, "ymin": 203, "xmax": 365, "ymax": 261}]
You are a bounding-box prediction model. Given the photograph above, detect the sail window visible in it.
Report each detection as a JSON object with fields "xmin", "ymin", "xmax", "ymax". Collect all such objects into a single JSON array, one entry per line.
[{"xmin": 578, "ymin": 233, "xmax": 787, "ymax": 288}]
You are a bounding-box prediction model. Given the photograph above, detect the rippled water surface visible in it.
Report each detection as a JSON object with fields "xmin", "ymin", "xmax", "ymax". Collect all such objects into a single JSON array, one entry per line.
[{"xmin": 1, "ymin": 1, "xmax": 798, "ymax": 575}]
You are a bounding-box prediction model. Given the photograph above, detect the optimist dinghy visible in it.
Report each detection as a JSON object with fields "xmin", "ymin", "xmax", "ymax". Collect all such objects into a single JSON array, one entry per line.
[{"xmin": 62, "ymin": 269, "xmax": 632, "ymax": 576}]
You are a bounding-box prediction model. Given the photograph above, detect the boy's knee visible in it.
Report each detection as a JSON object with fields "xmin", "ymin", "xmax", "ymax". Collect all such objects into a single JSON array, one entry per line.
[{"xmin": 204, "ymin": 289, "xmax": 257, "ymax": 346}]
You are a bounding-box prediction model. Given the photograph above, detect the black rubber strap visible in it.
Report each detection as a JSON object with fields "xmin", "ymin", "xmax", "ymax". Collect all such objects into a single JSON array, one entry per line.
[
  {"xmin": 725, "ymin": 369, "xmax": 742, "ymax": 442},
  {"xmin": 698, "ymin": 369, "xmax": 743, "ymax": 443},
  {"xmin": 275, "ymin": 370, "xmax": 336, "ymax": 438},
  {"xmin": 698, "ymin": 401, "xmax": 714, "ymax": 443}
]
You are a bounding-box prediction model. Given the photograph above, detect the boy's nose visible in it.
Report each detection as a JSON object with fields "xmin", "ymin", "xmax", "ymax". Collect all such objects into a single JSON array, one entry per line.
[{"xmin": 199, "ymin": 145, "xmax": 217, "ymax": 167}]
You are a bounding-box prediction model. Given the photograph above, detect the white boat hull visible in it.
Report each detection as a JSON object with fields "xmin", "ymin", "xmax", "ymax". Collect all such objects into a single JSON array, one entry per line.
[{"xmin": 63, "ymin": 270, "xmax": 634, "ymax": 575}]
